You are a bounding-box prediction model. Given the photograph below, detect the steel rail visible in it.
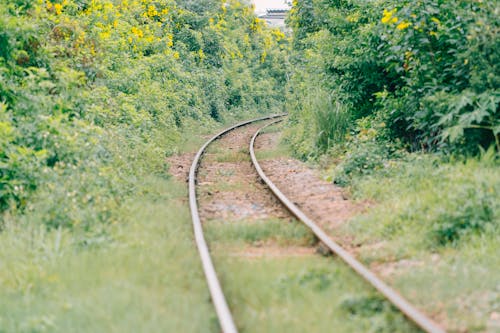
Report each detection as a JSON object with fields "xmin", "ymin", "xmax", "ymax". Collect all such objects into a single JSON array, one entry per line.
[
  {"xmin": 188, "ymin": 114, "xmax": 287, "ymax": 333},
  {"xmin": 249, "ymin": 120, "xmax": 445, "ymax": 333}
]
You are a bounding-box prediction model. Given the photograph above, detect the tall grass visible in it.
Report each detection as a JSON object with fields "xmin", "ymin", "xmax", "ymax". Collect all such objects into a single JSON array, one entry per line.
[
  {"xmin": 312, "ymin": 92, "xmax": 350, "ymax": 153},
  {"xmin": 285, "ymin": 90, "xmax": 350, "ymax": 159}
]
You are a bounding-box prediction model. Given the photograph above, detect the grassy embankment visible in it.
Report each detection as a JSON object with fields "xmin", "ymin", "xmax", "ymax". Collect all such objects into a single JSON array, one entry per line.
[
  {"xmin": 332, "ymin": 152, "xmax": 500, "ymax": 331},
  {"xmin": 283, "ymin": 0, "xmax": 499, "ymax": 331}
]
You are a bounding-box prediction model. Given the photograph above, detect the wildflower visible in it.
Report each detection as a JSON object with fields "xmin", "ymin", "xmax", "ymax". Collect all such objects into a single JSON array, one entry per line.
[
  {"xmin": 272, "ymin": 29, "xmax": 285, "ymax": 41},
  {"xmin": 46, "ymin": 1, "xmax": 53, "ymax": 10},
  {"xmin": 396, "ymin": 21, "xmax": 411, "ymax": 30},
  {"xmin": 381, "ymin": 9, "xmax": 398, "ymax": 24},
  {"xmin": 99, "ymin": 31, "xmax": 110, "ymax": 39},
  {"xmin": 260, "ymin": 50, "xmax": 267, "ymax": 63},
  {"xmin": 198, "ymin": 49, "xmax": 205, "ymax": 61},
  {"xmin": 173, "ymin": 51, "xmax": 179, "ymax": 59},
  {"xmin": 147, "ymin": 5, "xmax": 158, "ymax": 17},
  {"xmin": 54, "ymin": 3, "xmax": 63, "ymax": 15},
  {"xmin": 131, "ymin": 27, "xmax": 143, "ymax": 38}
]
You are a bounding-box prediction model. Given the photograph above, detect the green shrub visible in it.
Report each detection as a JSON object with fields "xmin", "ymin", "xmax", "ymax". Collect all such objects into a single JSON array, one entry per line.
[
  {"xmin": 333, "ymin": 142, "xmax": 388, "ymax": 187},
  {"xmin": 431, "ymin": 182, "xmax": 497, "ymax": 246},
  {"xmin": 286, "ymin": 0, "xmax": 499, "ymax": 156}
]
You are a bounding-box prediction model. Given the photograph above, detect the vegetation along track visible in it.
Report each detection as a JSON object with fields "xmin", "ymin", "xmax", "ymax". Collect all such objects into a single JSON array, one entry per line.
[{"xmin": 189, "ymin": 116, "xmax": 445, "ymax": 333}]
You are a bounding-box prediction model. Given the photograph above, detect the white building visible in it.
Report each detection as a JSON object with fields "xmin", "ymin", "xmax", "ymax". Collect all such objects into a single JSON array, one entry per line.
[{"xmin": 258, "ymin": 8, "xmax": 289, "ymax": 29}]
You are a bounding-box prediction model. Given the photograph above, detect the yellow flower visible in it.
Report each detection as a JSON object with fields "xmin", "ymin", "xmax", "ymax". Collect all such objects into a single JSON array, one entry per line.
[
  {"xmin": 147, "ymin": 5, "xmax": 158, "ymax": 17},
  {"xmin": 381, "ymin": 8, "xmax": 398, "ymax": 24},
  {"xmin": 396, "ymin": 21, "xmax": 411, "ymax": 30},
  {"xmin": 131, "ymin": 27, "xmax": 143, "ymax": 38},
  {"xmin": 54, "ymin": 3, "xmax": 63, "ymax": 15},
  {"xmin": 173, "ymin": 51, "xmax": 179, "ymax": 59},
  {"xmin": 198, "ymin": 49, "xmax": 205, "ymax": 60},
  {"xmin": 46, "ymin": 1, "xmax": 53, "ymax": 10},
  {"xmin": 99, "ymin": 31, "xmax": 110, "ymax": 39}
]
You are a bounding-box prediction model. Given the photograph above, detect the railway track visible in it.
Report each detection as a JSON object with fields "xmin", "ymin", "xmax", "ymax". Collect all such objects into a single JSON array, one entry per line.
[{"xmin": 188, "ymin": 115, "xmax": 445, "ymax": 333}]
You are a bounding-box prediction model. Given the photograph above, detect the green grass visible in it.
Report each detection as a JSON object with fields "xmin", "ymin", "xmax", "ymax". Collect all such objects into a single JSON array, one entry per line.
[
  {"xmin": 212, "ymin": 255, "xmax": 419, "ymax": 333},
  {"xmin": 205, "ymin": 218, "xmax": 315, "ymax": 246},
  {"xmin": 0, "ymin": 178, "xmax": 216, "ymax": 332},
  {"xmin": 254, "ymin": 142, "xmax": 291, "ymax": 160},
  {"xmin": 254, "ymin": 123, "xmax": 292, "ymax": 160},
  {"xmin": 335, "ymin": 153, "xmax": 500, "ymax": 331},
  {"xmin": 215, "ymin": 151, "xmax": 249, "ymax": 163}
]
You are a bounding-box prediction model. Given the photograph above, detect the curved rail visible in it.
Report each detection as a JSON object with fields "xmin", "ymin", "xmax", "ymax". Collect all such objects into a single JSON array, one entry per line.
[
  {"xmin": 249, "ymin": 121, "xmax": 445, "ymax": 333},
  {"xmin": 188, "ymin": 114, "xmax": 286, "ymax": 333}
]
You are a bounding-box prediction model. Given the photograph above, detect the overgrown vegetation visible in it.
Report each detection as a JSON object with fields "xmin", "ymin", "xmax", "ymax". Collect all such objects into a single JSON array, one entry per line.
[
  {"xmin": 0, "ymin": 0, "xmax": 289, "ymax": 331},
  {"xmin": 286, "ymin": 0, "xmax": 499, "ymax": 157},
  {"xmin": 285, "ymin": 0, "xmax": 499, "ymax": 246},
  {"xmin": 0, "ymin": 0, "xmax": 287, "ymax": 226},
  {"xmin": 283, "ymin": 1, "xmax": 499, "ymax": 330}
]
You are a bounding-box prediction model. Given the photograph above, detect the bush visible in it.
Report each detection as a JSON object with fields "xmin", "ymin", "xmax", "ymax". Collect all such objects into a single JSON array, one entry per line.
[
  {"xmin": 333, "ymin": 142, "xmax": 389, "ymax": 187},
  {"xmin": 286, "ymin": 0, "xmax": 499, "ymax": 156},
  {"xmin": 0, "ymin": 0, "xmax": 289, "ymax": 229},
  {"xmin": 431, "ymin": 182, "xmax": 497, "ymax": 246}
]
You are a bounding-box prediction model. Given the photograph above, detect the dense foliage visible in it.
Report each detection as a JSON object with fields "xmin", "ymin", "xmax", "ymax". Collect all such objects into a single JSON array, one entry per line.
[
  {"xmin": 285, "ymin": 0, "xmax": 499, "ymax": 158},
  {"xmin": 0, "ymin": 0, "xmax": 288, "ymax": 227}
]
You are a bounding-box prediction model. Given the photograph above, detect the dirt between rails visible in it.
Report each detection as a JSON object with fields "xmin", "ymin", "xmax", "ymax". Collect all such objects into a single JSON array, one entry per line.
[
  {"xmin": 166, "ymin": 124, "xmax": 380, "ymax": 260},
  {"xmin": 195, "ymin": 122, "xmax": 316, "ymax": 257}
]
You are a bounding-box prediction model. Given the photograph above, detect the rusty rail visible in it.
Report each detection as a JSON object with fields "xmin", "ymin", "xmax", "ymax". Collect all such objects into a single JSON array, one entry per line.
[
  {"xmin": 249, "ymin": 120, "xmax": 445, "ymax": 333},
  {"xmin": 188, "ymin": 114, "xmax": 287, "ymax": 333}
]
